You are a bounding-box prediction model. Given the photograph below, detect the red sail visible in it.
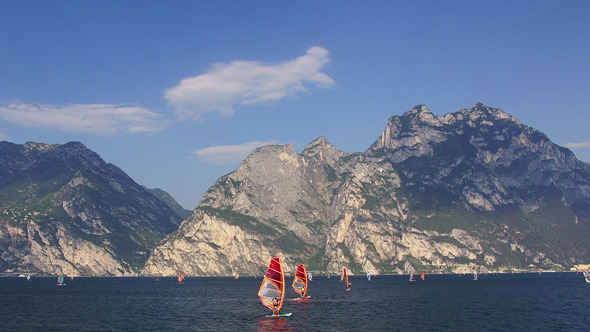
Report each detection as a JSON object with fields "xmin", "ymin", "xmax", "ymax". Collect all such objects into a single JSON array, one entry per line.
[
  {"xmin": 344, "ymin": 268, "xmax": 350, "ymax": 290},
  {"xmin": 292, "ymin": 264, "xmax": 308, "ymax": 297},
  {"xmin": 258, "ymin": 257, "xmax": 285, "ymax": 313},
  {"xmin": 178, "ymin": 273, "xmax": 183, "ymax": 283}
]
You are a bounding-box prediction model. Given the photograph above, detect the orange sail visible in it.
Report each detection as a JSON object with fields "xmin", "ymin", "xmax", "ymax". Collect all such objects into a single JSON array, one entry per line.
[
  {"xmin": 258, "ymin": 257, "xmax": 285, "ymax": 313},
  {"xmin": 178, "ymin": 273, "xmax": 183, "ymax": 283},
  {"xmin": 292, "ymin": 264, "xmax": 308, "ymax": 297},
  {"xmin": 421, "ymin": 272, "xmax": 425, "ymax": 280},
  {"xmin": 344, "ymin": 268, "xmax": 350, "ymax": 290}
]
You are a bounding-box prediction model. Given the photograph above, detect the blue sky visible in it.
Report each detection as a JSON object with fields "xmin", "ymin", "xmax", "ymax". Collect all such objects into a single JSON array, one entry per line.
[{"xmin": 1, "ymin": 1, "xmax": 589, "ymax": 209}]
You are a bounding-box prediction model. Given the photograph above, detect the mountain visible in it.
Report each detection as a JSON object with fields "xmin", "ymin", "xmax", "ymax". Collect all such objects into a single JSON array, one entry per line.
[
  {"xmin": 143, "ymin": 186, "xmax": 192, "ymax": 220},
  {"xmin": 143, "ymin": 103, "xmax": 590, "ymax": 276},
  {"xmin": 0, "ymin": 141, "xmax": 183, "ymax": 276}
]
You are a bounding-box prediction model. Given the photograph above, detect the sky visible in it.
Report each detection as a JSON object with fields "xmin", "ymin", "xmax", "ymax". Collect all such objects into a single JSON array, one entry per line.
[{"xmin": 1, "ymin": 1, "xmax": 589, "ymax": 209}]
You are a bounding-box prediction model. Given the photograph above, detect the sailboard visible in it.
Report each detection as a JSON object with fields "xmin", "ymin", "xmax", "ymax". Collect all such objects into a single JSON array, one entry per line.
[
  {"xmin": 265, "ymin": 312, "xmax": 292, "ymax": 318},
  {"xmin": 367, "ymin": 272, "xmax": 371, "ymax": 281},
  {"xmin": 344, "ymin": 268, "xmax": 351, "ymax": 291},
  {"xmin": 57, "ymin": 273, "xmax": 65, "ymax": 286},
  {"xmin": 27, "ymin": 274, "xmax": 31, "ymax": 281},
  {"xmin": 473, "ymin": 270, "xmax": 478, "ymax": 281},
  {"xmin": 292, "ymin": 264, "xmax": 310, "ymax": 300},
  {"xmin": 308, "ymin": 272, "xmax": 313, "ymax": 281},
  {"xmin": 420, "ymin": 271, "xmax": 425, "ymax": 280},
  {"xmin": 178, "ymin": 273, "xmax": 184, "ymax": 284},
  {"xmin": 258, "ymin": 257, "xmax": 290, "ymax": 317},
  {"xmin": 583, "ymin": 270, "xmax": 590, "ymax": 283},
  {"xmin": 409, "ymin": 271, "xmax": 415, "ymax": 282}
]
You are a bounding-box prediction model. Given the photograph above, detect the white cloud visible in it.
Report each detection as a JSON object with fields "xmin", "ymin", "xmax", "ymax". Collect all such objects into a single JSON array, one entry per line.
[
  {"xmin": 0, "ymin": 100, "xmax": 169, "ymax": 135},
  {"xmin": 165, "ymin": 46, "xmax": 334, "ymax": 120},
  {"xmin": 565, "ymin": 142, "xmax": 590, "ymax": 149},
  {"xmin": 193, "ymin": 140, "xmax": 280, "ymax": 165}
]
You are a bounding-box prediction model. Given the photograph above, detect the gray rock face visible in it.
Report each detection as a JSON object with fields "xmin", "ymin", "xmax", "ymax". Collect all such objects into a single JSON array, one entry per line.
[
  {"xmin": 368, "ymin": 103, "xmax": 590, "ymax": 210},
  {"xmin": 0, "ymin": 141, "xmax": 183, "ymax": 276},
  {"xmin": 144, "ymin": 104, "xmax": 590, "ymax": 276}
]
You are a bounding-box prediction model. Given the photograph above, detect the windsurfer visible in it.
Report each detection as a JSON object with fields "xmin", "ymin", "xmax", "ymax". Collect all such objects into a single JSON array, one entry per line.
[
  {"xmin": 300, "ymin": 286, "xmax": 306, "ymax": 298},
  {"xmin": 272, "ymin": 297, "xmax": 280, "ymax": 315}
]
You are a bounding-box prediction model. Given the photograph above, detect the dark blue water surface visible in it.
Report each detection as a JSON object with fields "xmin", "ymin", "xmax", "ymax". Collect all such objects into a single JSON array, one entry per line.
[{"xmin": 1, "ymin": 273, "xmax": 589, "ymax": 331}]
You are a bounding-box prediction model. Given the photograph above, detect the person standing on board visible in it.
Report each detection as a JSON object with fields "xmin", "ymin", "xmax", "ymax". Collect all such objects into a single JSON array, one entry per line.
[
  {"xmin": 272, "ymin": 297, "xmax": 280, "ymax": 316},
  {"xmin": 300, "ymin": 286, "xmax": 306, "ymax": 298}
]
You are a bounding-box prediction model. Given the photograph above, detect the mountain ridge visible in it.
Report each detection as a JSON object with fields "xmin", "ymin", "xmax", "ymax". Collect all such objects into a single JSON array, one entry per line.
[
  {"xmin": 2, "ymin": 103, "xmax": 589, "ymax": 276},
  {"xmin": 143, "ymin": 103, "xmax": 590, "ymax": 276},
  {"xmin": 0, "ymin": 141, "xmax": 183, "ymax": 276}
]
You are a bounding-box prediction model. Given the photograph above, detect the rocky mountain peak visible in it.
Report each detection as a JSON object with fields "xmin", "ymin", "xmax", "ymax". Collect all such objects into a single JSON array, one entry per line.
[
  {"xmin": 402, "ymin": 104, "xmax": 441, "ymax": 127},
  {"xmin": 369, "ymin": 103, "xmax": 590, "ymax": 210},
  {"xmin": 23, "ymin": 141, "xmax": 60, "ymax": 153},
  {"xmin": 458, "ymin": 103, "xmax": 522, "ymax": 125},
  {"xmin": 302, "ymin": 136, "xmax": 346, "ymax": 163}
]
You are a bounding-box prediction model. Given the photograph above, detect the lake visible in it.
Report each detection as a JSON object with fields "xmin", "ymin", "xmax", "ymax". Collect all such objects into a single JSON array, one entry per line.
[{"xmin": 1, "ymin": 273, "xmax": 589, "ymax": 331}]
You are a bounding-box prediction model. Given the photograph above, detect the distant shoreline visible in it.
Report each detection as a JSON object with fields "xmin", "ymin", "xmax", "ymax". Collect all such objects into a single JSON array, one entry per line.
[{"xmin": 1, "ymin": 270, "xmax": 581, "ymax": 278}]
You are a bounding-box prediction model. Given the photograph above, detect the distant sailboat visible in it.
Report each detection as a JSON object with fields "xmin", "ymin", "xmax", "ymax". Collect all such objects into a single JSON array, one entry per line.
[
  {"xmin": 178, "ymin": 273, "xmax": 184, "ymax": 284},
  {"xmin": 27, "ymin": 274, "xmax": 31, "ymax": 281},
  {"xmin": 409, "ymin": 271, "xmax": 415, "ymax": 282},
  {"xmin": 367, "ymin": 272, "xmax": 371, "ymax": 281},
  {"xmin": 234, "ymin": 273, "xmax": 239, "ymax": 280},
  {"xmin": 421, "ymin": 272, "xmax": 425, "ymax": 280},
  {"xmin": 473, "ymin": 270, "xmax": 478, "ymax": 281},
  {"xmin": 583, "ymin": 270, "xmax": 590, "ymax": 283},
  {"xmin": 57, "ymin": 273, "xmax": 65, "ymax": 286},
  {"xmin": 292, "ymin": 264, "xmax": 310, "ymax": 299},
  {"xmin": 344, "ymin": 268, "xmax": 351, "ymax": 291},
  {"xmin": 308, "ymin": 272, "xmax": 313, "ymax": 281},
  {"xmin": 258, "ymin": 257, "xmax": 291, "ymax": 317}
]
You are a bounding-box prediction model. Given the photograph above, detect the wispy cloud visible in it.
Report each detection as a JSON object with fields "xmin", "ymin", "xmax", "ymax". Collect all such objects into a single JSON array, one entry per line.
[
  {"xmin": 565, "ymin": 142, "xmax": 590, "ymax": 149},
  {"xmin": 0, "ymin": 101, "xmax": 170, "ymax": 135},
  {"xmin": 0, "ymin": 130, "xmax": 9, "ymax": 141},
  {"xmin": 192, "ymin": 140, "xmax": 280, "ymax": 165},
  {"xmin": 165, "ymin": 46, "xmax": 334, "ymax": 120}
]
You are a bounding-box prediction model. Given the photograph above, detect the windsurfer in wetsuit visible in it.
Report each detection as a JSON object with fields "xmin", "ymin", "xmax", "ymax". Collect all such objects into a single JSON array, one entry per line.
[
  {"xmin": 272, "ymin": 297, "xmax": 280, "ymax": 315},
  {"xmin": 300, "ymin": 286, "xmax": 306, "ymax": 298}
]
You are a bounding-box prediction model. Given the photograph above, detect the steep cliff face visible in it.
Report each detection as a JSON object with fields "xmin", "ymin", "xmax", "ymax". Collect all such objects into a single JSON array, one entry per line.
[
  {"xmin": 0, "ymin": 141, "xmax": 183, "ymax": 276},
  {"xmin": 369, "ymin": 103, "xmax": 590, "ymax": 210},
  {"xmin": 144, "ymin": 104, "xmax": 590, "ymax": 276},
  {"xmin": 366, "ymin": 103, "xmax": 590, "ymax": 270}
]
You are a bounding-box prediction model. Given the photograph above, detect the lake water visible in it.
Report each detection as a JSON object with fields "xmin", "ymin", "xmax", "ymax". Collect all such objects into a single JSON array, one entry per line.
[{"xmin": 2, "ymin": 273, "xmax": 589, "ymax": 331}]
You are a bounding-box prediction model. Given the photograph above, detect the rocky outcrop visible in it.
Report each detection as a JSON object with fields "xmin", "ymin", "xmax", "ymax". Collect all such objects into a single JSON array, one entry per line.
[
  {"xmin": 144, "ymin": 104, "xmax": 590, "ymax": 276},
  {"xmin": 0, "ymin": 141, "xmax": 183, "ymax": 276}
]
